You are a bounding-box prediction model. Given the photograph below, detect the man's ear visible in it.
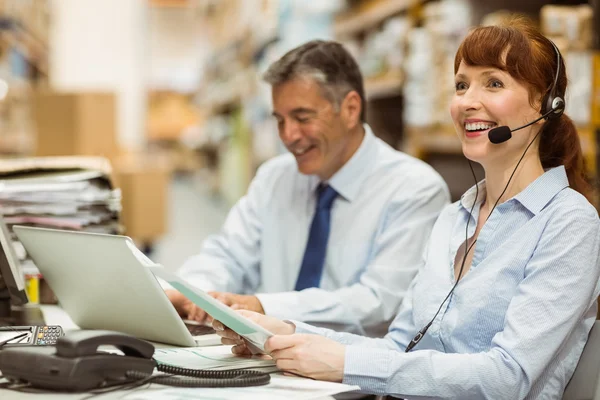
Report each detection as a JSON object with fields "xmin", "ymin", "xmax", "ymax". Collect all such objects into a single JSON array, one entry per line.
[{"xmin": 340, "ymin": 91, "xmax": 362, "ymax": 129}]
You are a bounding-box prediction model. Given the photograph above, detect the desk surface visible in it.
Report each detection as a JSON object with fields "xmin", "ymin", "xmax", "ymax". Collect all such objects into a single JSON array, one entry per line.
[{"xmin": 0, "ymin": 306, "xmax": 350, "ymax": 400}]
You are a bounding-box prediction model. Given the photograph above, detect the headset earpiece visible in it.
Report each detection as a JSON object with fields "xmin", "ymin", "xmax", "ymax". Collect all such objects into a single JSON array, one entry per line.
[
  {"xmin": 546, "ymin": 96, "xmax": 565, "ymax": 119},
  {"xmin": 543, "ymin": 41, "xmax": 565, "ymax": 120}
]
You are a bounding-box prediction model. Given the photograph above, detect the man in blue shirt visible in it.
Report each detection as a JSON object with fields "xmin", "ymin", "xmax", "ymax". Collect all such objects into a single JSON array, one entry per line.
[{"xmin": 166, "ymin": 40, "xmax": 449, "ymax": 336}]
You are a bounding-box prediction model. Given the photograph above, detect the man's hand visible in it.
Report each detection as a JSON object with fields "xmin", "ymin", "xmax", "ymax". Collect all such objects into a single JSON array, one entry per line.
[
  {"xmin": 266, "ymin": 334, "xmax": 346, "ymax": 382},
  {"xmin": 165, "ymin": 289, "xmax": 208, "ymax": 323},
  {"xmin": 209, "ymin": 292, "xmax": 265, "ymax": 314},
  {"xmin": 213, "ymin": 310, "xmax": 295, "ymax": 355}
]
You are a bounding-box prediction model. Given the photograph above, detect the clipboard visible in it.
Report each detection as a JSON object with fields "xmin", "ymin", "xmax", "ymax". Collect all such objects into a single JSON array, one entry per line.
[{"xmin": 149, "ymin": 267, "xmax": 273, "ymax": 353}]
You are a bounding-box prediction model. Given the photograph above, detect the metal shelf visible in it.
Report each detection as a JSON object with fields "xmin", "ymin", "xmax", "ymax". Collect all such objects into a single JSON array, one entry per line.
[
  {"xmin": 365, "ymin": 73, "xmax": 404, "ymax": 100},
  {"xmin": 334, "ymin": 0, "xmax": 421, "ymax": 37}
]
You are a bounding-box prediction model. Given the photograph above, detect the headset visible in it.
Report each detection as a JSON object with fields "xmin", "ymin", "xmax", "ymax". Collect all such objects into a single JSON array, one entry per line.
[
  {"xmin": 405, "ymin": 39, "xmax": 566, "ymax": 353},
  {"xmin": 543, "ymin": 41, "xmax": 566, "ymax": 120}
]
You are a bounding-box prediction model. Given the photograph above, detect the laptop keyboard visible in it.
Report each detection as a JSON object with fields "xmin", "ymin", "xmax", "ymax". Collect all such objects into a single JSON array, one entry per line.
[{"xmin": 184, "ymin": 322, "xmax": 215, "ymax": 336}]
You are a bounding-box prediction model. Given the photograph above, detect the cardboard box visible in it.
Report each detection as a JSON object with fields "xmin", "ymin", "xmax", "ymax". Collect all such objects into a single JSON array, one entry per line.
[
  {"xmin": 114, "ymin": 153, "xmax": 171, "ymax": 242},
  {"xmin": 541, "ymin": 5, "xmax": 593, "ymax": 51},
  {"xmin": 33, "ymin": 91, "xmax": 118, "ymax": 159}
]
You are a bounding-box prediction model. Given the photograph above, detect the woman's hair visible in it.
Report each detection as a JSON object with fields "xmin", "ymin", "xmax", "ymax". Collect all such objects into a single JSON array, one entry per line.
[{"xmin": 454, "ymin": 16, "xmax": 593, "ymax": 202}]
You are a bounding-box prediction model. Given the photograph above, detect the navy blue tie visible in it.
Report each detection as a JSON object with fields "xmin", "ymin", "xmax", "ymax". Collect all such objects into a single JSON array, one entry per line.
[{"xmin": 295, "ymin": 184, "xmax": 338, "ymax": 291}]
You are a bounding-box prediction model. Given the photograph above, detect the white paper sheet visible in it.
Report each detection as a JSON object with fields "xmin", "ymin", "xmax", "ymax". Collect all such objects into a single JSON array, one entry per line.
[
  {"xmin": 153, "ymin": 345, "xmax": 276, "ymax": 371},
  {"xmin": 125, "ymin": 373, "xmax": 360, "ymax": 400}
]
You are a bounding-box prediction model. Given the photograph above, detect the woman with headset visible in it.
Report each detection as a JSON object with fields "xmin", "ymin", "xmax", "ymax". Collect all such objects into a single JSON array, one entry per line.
[{"xmin": 213, "ymin": 18, "xmax": 600, "ymax": 399}]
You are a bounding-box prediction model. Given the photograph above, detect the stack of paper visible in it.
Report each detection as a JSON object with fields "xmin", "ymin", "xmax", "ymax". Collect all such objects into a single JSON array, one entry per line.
[
  {"xmin": 0, "ymin": 157, "xmax": 122, "ymax": 273},
  {"xmin": 153, "ymin": 346, "xmax": 277, "ymax": 372}
]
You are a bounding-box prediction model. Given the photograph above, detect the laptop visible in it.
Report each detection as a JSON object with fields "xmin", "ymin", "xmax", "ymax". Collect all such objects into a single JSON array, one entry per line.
[{"xmin": 13, "ymin": 225, "xmax": 218, "ymax": 347}]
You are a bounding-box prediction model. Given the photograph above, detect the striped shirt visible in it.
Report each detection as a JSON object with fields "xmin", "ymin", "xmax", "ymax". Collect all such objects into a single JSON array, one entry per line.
[{"xmin": 295, "ymin": 165, "xmax": 600, "ymax": 399}]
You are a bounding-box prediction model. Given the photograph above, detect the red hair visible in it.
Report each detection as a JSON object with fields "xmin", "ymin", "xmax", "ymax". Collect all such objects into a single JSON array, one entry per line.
[{"xmin": 454, "ymin": 16, "xmax": 592, "ymax": 202}]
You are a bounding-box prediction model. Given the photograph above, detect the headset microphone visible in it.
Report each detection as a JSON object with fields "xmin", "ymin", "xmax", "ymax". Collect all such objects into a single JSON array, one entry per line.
[{"xmin": 488, "ymin": 102, "xmax": 562, "ymax": 144}]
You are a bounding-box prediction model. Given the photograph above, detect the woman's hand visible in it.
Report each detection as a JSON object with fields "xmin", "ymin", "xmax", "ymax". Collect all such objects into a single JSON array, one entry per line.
[
  {"xmin": 212, "ymin": 310, "xmax": 295, "ymax": 355},
  {"xmin": 266, "ymin": 334, "xmax": 346, "ymax": 382}
]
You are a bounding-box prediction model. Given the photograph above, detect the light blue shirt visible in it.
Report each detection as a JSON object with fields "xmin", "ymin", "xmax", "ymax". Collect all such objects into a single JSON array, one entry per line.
[
  {"xmin": 295, "ymin": 166, "xmax": 600, "ymax": 399},
  {"xmin": 178, "ymin": 124, "xmax": 449, "ymax": 336}
]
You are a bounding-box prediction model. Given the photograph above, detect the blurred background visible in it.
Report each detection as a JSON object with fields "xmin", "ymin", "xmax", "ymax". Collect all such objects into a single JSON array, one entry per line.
[{"xmin": 0, "ymin": 0, "xmax": 598, "ymax": 280}]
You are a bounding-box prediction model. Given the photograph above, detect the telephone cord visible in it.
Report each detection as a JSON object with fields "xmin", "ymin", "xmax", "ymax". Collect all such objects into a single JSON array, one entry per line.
[{"xmin": 123, "ymin": 361, "xmax": 271, "ymax": 388}]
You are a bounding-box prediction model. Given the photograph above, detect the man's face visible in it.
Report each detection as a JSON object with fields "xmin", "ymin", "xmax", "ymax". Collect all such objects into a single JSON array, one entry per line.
[{"xmin": 271, "ymin": 78, "xmax": 356, "ymax": 180}]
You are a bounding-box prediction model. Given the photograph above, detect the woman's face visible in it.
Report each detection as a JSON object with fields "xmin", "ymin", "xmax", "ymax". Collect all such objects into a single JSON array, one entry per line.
[{"xmin": 450, "ymin": 61, "xmax": 543, "ymax": 167}]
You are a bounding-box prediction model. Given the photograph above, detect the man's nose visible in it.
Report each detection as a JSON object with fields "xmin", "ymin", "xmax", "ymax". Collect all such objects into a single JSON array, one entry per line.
[{"xmin": 280, "ymin": 120, "xmax": 302, "ymax": 144}]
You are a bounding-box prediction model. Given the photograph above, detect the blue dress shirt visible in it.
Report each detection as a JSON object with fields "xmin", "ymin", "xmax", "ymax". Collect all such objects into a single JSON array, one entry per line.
[
  {"xmin": 294, "ymin": 166, "xmax": 600, "ymax": 399},
  {"xmin": 177, "ymin": 124, "xmax": 449, "ymax": 336}
]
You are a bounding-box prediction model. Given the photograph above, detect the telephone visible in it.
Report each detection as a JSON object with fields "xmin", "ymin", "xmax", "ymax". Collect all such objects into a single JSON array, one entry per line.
[
  {"xmin": 0, "ymin": 325, "xmax": 64, "ymax": 347},
  {"xmin": 0, "ymin": 330, "xmax": 270, "ymax": 392}
]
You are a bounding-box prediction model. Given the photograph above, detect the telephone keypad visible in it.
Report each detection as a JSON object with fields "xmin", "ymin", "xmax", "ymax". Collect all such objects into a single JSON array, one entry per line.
[{"xmin": 34, "ymin": 325, "xmax": 64, "ymax": 345}]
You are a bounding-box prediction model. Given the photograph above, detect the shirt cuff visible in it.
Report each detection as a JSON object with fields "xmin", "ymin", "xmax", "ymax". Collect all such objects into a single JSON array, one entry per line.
[
  {"xmin": 343, "ymin": 345, "xmax": 391, "ymax": 394},
  {"xmin": 287, "ymin": 320, "xmax": 324, "ymax": 335},
  {"xmin": 256, "ymin": 291, "xmax": 301, "ymax": 320}
]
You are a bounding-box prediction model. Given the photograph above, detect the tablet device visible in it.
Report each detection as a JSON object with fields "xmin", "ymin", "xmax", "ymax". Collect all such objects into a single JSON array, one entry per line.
[{"xmin": 148, "ymin": 267, "xmax": 273, "ymax": 353}]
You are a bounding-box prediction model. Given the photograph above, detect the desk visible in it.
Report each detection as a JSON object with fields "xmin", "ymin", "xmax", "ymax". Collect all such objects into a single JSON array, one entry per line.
[{"xmin": 0, "ymin": 306, "xmax": 355, "ymax": 400}]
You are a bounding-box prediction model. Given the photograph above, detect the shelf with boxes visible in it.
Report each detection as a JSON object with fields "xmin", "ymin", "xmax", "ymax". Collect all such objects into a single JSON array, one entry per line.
[
  {"xmin": 193, "ymin": 39, "xmax": 255, "ymax": 202},
  {"xmin": 0, "ymin": 0, "xmax": 49, "ymax": 76},
  {"xmin": 402, "ymin": 125, "xmax": 461, "ymax": 159},
  {"xmin": 336, "ymin": 0, "xmax": 421, "ymax": 100},
  {"xmin": 0, "ymin": 1, "xmax": 50, "ymax": 158},
  {"xmin": 364, "ymin": 72, "xmax": 404, "ymax": 100},
  {"xmin": 32, "ymin": 91, "xmax": 171, "ymax": 249},
  {"xmin": 334, "ymin": 0, "xmax": 422, "ymax": 38},
  {"xmin": 403, "ymin": 123, "xmax": 597, "ymax": 177},
  {"xmin": 190, "ymin": 1, "xmax": 279, "ymax": 205},
  {"xmin": 0, "ymin": 23, "xmax": 47, "ymax": 76},
  {"xmin": 335, "ymin": 0, "xmax": 469, "ymax": 151}
]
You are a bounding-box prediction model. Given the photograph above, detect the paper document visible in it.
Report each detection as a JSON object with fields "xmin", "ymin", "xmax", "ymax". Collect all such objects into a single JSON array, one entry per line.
[
  {"xmin": 148, "ymin": 267, "xmax": 273, "ymax": 353},
  {"xmin": 153, "ymin": 345, "xmax": 276, "ymax": 371},
  {"xmin": 125, "ymin": 373, "xmax": 361, "ymax": 400},
  {"xmin": 0, "ymin": 156, "xmax": 112, "ymax": 176}
]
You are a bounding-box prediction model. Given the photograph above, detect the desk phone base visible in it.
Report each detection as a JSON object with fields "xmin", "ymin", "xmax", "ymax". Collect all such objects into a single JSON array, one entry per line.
[{"xmin": 0, "ymin": 325, "xmax": 63, "ymax": 346}]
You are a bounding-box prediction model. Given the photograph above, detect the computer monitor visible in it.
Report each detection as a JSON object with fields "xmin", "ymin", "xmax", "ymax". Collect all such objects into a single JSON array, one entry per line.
[{"xmin": 0, "ymin": 214, "xmax": 28, "ymax": 317}]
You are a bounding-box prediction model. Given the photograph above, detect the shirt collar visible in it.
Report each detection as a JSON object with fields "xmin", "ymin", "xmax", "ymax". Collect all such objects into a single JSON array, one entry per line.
[
  {"xmin": 309, "ymin": 123, "xmax": 377, "ymax": 202},
  {"xmin": 513, "ymin": 166, "xmax": 569, "ymax": 214},
  {"xmin": 459, "ymin": 165, "xmax": 569, "ymax": 215},
  {"xmin": 459, "ymin": 179, "xmax": 487, "ymax": 212}
]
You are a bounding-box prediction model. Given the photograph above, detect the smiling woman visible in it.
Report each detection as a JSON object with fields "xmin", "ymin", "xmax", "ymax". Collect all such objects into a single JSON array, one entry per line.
[
  {"xmin": 212, "ymin": 16, "xmax": 600, "ymax": 400},
  {"xmin": 451, "ymin": 17, "xmax": 591, "ymax": 202}
]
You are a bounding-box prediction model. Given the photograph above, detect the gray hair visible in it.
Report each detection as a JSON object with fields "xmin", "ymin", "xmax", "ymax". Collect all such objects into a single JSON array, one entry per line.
[{"xmin": 263, "ymin": 40, "xmax": 366, "ymax": 122}]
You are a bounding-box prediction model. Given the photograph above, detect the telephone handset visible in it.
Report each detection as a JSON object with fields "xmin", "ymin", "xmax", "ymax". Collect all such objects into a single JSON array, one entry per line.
[
  {"xmin": 0, "ymin": 330, "xmax": 270, "ymax": 392},
  {"xmin": 56, "ymin": 329, "xmax": 154, "ymax": 358}
]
